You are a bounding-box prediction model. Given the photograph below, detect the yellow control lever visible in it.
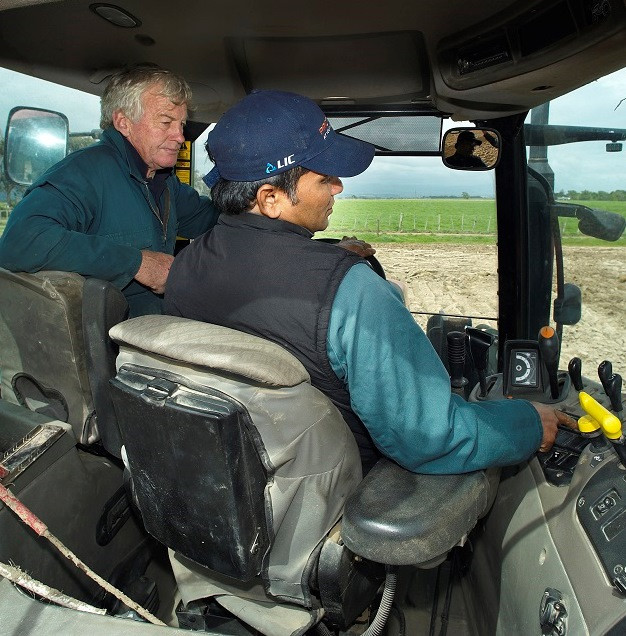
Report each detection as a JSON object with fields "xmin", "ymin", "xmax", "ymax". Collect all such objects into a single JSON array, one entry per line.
[
  {"xmin": 578, "ymin": 391, "xmax": 622, "ymax": 439},
  {"xmin": 577, "ymin": 414, "xmax": 600, "ymax": 434}
]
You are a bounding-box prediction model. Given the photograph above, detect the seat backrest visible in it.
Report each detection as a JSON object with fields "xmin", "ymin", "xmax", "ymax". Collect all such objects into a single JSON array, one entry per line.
[
  {"xmin": 108, "ymin": 314, "xmax": 362, "ymax": 607},
  {"xmin": 0, "ymin": 268, "xmax": 128, "ymax": 450}
]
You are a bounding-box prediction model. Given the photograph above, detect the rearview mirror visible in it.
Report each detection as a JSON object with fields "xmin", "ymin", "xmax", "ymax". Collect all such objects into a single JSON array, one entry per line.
[
  {"xmin": 442, "ymin": 127, "xmax": 501, "ymax": 170},
  {"xmin": 4, "ymin": 107, "xmax": 69, "ymax": 186}
]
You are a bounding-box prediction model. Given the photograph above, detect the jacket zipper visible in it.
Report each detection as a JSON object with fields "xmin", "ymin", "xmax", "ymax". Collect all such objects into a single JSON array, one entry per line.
[{"xmin": 142, "ymin": 181, "xmax": 167, "ymax": 243}]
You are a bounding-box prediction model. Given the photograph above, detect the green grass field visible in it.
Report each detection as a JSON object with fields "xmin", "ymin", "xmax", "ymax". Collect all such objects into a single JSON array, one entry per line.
[
  {"xmin": 318, "ymin": 198, "xmax": 626, "ymax": 246},
  {"xmin": 1, "ymin": 199, "xmax": 625, "ymax": 246}
]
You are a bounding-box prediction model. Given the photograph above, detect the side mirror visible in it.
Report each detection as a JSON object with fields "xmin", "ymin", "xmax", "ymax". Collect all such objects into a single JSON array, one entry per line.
[
  {"xmin": 552, "ymin": 203, "xmax": 626, "ymax": 242},
  {"xmin": 442, "ymin": 127, "xmax": 501, "ymax": 171},
  {"xmin": 4, "ymin": 107, "xmax": 69, "ymax": 186},
  {"xmin": 577, "ymin": 207, "xmax": 625, "ymax": 242}
]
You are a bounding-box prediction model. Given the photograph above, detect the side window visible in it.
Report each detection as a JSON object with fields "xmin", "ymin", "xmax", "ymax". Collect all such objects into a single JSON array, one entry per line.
[
  {"xmin": 0, "ymin": 67, "xmax": 100, "ymax": 227},
  {"xmin": 524, "ymin": 67, "xmax": 626, "ymax": 365},
  {"xmin": 192, "ymin": 125, "xmax": 214, "ymax": 196}
]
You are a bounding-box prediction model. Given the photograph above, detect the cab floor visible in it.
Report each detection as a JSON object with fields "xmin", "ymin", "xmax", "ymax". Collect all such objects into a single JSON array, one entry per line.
[{"xmin": 386, "ymin": 561, "xmax": 473, "ymax": 636}]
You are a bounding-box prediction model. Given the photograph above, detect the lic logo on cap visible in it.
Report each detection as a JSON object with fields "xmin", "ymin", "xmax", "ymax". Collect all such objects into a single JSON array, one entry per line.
[{"xmin": 266, "ymin": 155, "xmax": 295, "ymax": 174}]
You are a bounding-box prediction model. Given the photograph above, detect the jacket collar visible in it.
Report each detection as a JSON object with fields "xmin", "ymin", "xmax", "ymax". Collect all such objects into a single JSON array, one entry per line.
[
  {"xmin": 218, "ymin": 211, "xmax": 313, "ymax": 239},
  {"xmin": 101, "ymin": 127, "xmax": 174, "ymax": 183}
]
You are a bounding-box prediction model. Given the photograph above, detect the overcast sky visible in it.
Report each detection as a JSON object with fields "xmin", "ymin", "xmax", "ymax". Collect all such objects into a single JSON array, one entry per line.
[{"xmin": 1, "ymin": 65, "xmax": 624, "ymax": 197}]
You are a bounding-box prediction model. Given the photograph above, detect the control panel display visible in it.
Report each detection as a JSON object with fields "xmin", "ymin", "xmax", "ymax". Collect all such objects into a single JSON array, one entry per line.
[
  {"xmin": 511, "ymin": 349, "xmax": 539, "ymax": 387},
  {"xmin": 502, "ymin": 339, "xmax": 547, "ymax": 399}
]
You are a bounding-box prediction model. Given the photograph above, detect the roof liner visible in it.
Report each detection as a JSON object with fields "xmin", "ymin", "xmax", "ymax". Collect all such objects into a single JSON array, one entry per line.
[{"xmin": 0, "ymin": 0, "xmax": 624, "ymax": 122}]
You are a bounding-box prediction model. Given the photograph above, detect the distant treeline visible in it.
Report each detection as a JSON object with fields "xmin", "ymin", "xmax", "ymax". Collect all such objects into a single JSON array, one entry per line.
[{"xmin": 556, "ymin": 190, "xmax": 626, "ymax": 201}]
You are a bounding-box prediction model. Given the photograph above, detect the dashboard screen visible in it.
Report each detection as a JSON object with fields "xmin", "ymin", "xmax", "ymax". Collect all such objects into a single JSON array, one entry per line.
[{"xmin": 510, "ymin": 349, "xmax": 539, "ymax": 388}]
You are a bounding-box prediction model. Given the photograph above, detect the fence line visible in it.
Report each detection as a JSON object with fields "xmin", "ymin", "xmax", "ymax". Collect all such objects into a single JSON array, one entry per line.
[{"xmin": 328, "ymin": 215, "xmax": 499, "ymax": 235}]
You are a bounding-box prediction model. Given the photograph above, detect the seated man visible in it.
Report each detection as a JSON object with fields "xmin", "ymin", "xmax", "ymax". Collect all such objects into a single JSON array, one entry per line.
[
  {"xmin": 164, "ymin": 90, "xmax": 575, "ymax": 474},
  {"xmin": 0, "ymin": 66, "xmax": 220, "ymax": 316},
  {"xmin": 445, "ymin": 130, "xmax": 487, "ymax": 168}
]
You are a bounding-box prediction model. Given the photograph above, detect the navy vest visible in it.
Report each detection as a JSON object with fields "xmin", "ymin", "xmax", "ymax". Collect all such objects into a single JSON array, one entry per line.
[{"xmin": 164, "ymin": 212, "xmax": 381, "ymax": 470}]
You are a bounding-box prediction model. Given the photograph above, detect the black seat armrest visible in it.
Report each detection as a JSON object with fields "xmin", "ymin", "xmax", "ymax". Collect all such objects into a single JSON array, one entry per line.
[{"xmin": 341, "ymin": 459, "xmax": 493, "ymax": 565}]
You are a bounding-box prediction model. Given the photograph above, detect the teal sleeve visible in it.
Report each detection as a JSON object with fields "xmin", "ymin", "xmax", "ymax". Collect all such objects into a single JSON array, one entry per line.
[
  {"xmin": 0, "ymin": 184, "xmax": 141, "ymax": 288},
  {"xmin": 327, "ymin": 264, "xmax": 543, "ymax": 474}
]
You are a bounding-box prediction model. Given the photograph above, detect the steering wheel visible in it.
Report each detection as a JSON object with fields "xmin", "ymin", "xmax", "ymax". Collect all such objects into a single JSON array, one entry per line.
[{"xmin": 315, "ymin": 238, "xmax": 386, "ymax": 279}]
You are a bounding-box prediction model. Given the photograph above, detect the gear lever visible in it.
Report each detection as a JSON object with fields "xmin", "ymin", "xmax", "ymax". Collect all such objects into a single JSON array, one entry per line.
[
  {"xmin": 447, "ymin": 331, "xmax": 468, "ymax": 397},
  {"xmin": 466, "ymin": 327, "xmax": 494, "ymax": 398},
  {"xmin": 598, "ymin": 360, "xmax": 612, "ymax": 395},
  {"xmin": 568, "ymin": 357, "xmax": 583, "ymax": 391},
  {"xmin": 605, "ymin": 373, "xmax": 623, "ymax": 413},
  {"xmin": 538, "ymin": 326, "xmax": 560, "ymax": 399}
]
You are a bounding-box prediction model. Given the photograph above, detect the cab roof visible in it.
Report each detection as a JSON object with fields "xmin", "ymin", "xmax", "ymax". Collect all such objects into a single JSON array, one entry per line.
[{"xmin": 1, "ymin": 0, "xmax": 625, "ymax": 123}]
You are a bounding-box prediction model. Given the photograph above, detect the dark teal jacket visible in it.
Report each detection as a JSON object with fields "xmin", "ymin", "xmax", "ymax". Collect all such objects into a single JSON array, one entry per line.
[{"xmin": 0, "ymin": 128, "xmax": 219, "ymax": 316}]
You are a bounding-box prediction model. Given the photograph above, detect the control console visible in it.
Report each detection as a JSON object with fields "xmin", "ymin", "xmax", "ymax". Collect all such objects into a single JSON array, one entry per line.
[{"xmin": 461, "ymin": 327, "xmax": 626, "ymax": 599}]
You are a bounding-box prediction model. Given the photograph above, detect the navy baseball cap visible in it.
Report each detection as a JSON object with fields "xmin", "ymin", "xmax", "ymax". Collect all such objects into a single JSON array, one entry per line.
[
  {"xmin": 457, "ymin": 130, "xmax": 482, "ymax": 146},
  {"xmin": 203, "ymin": 90, "xmax": 375, "ymax": 187}
]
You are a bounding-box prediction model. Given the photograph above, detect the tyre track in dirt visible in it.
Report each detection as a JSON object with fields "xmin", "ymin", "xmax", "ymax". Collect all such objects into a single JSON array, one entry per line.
[{"xmin": 374, "ymin": 243, "xmax": 626, "ymax": 371}]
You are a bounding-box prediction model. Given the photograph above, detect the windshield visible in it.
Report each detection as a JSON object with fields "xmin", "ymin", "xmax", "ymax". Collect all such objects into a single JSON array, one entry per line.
[
  {"xmin": 1, "ymin": 64, "xmax": 623, "ymax": 373},
  {"xmin": 525, "ymin": 68, "xmax": 626, "ymax": 368}
]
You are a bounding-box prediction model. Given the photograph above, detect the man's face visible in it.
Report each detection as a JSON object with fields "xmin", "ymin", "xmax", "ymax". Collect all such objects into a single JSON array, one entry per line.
[
  {"xmin": 282, "ymin": 171, "xmax": 344, "ymax": 233},
  {"xmin": 456, "ymin": 138, "xmax": 477, "ymax": 157},
  {"xmin": 117, "ymin": 86, "xmax": 187, "ymax": 177}
]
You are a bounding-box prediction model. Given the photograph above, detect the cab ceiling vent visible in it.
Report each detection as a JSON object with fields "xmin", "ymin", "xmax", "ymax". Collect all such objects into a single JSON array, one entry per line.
[{"xmin": 456, "ymin": 35, "xmax": 511, "ymax": 75}]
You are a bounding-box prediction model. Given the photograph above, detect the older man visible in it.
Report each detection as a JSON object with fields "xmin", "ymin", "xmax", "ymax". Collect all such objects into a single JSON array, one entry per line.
[
  {"xmin": 164, "ymin": 89, "xmax": 575, "ymax": 474},
  {"xmin": 0, "ymin": 66, "xmax": 219, "ymax": 316}
]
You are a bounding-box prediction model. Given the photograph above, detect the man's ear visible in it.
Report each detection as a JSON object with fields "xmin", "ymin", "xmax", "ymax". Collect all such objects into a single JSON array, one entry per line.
[
  {"xmin": 255, "ymin": 184, "xmax": 283, "ymax": 219},
  {"xmin": 112, "ymin": 110, "xmax": 131, "ymax": 138}
]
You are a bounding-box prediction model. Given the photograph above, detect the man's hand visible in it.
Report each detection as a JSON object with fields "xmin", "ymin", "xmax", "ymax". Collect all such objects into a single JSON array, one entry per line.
[
  {"xmin": 337, "ymin": 236, "xmax": 376, "ymax": 258},
  {"xmin": 531, "ymin": 402, "xmax": 578, "ymax": 453},
  {"xmin": 135, "ymin": 250, "xmax": 174, "ymax": 294}
]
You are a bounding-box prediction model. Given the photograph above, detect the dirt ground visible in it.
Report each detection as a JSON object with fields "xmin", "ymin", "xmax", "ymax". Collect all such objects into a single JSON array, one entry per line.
[{"xmin": 374, "ymin": 243, "xmax": 626, "ymax": 373}]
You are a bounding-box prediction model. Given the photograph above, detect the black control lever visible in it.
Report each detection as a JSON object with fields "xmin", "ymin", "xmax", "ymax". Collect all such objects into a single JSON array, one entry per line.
[
  {"xmin": 598, "ymin": 360, "xmax": 612, "ymax": 395},
  {"xmin": 447, "ymin": 331, "xmax": 468, "ymax": 397},
  {"xmin": 466, "ymin": 327, "xmax": 494, "ymax": 398},
  {"xmin": 538, "ymin": 326, "xmax": 560, "ymax": 399},
  {"xmin": 568, "ymin": 357, "xmax": 583, "ymax": 391},
  {"xmin": 605, "ymin": 373, "xmax": 623, "ymax": 413}
]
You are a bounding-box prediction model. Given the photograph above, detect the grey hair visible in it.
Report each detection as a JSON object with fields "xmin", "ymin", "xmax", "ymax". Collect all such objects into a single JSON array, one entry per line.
[
  {"xmin": 210, "ymin": 166, "xmax": 309, "ymax": 216},
  {"xmin": 100, "ymin": 66, "xmax": 192, "ymax": 129}
]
